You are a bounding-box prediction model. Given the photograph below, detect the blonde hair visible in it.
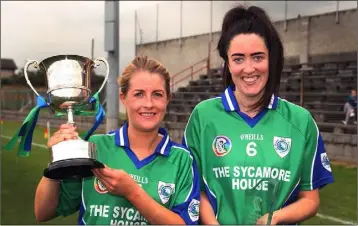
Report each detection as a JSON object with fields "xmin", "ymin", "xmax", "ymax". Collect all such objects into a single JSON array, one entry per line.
[{"xmin": 118, "ymin": 56, "xmax": 171, "ymax": 98}]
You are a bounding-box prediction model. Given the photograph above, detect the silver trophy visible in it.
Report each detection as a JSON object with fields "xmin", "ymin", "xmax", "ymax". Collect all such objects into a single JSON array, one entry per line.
[{"xmin": 24, "ymin": 55, "xmax": 109, "ymax": 180}]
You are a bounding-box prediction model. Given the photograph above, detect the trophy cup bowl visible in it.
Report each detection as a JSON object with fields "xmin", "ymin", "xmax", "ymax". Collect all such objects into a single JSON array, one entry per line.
[{"xmin": 24, "ymin": 55, "xmax": 109, "ymax": 180}]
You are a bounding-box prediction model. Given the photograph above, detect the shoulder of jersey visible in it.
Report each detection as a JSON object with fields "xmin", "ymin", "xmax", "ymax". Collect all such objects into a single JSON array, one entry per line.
[
  {"xmin": 277, "ymin": 97, "xmax": 313, "ymax": 122},
  {"xmin": 169, "ymin": 142, "xmax": 194, "ymax": 162},
  {"xmin": 194, "ymin": 96, "xmax": 222, "ymax": 113},
  {"xmin": 88, "ymin": 131, "xmax": 116, "ymax": 140}
]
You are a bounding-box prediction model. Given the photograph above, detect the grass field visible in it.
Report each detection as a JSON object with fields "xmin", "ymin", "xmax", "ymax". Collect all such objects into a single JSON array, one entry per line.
[{"xmin": 1, "ymin": 120, "xmax": 357, "ymax": 225}]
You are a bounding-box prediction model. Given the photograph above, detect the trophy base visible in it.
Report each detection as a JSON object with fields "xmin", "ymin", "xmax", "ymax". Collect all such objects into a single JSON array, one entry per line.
[{"xmin": 44, "ymin": 158, "xmax": 104, "ymax": 180}]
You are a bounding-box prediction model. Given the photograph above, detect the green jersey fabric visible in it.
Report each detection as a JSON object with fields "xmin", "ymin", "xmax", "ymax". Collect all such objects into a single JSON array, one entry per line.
[
  {"xmin": 183, "ymin": 85, "xmax": 334, "ymax": 224},
  {"xmin": 55, "ymin": 122, "xmax": 200, "ymax": 225}
]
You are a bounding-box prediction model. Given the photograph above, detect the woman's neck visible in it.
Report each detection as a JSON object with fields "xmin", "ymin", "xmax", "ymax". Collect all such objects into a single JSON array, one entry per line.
[
  {"xmin": 234, "ymin": 89, "xmax": 263, "ymax": 118},
  {"xmin": 127, "ymin": 124, "xmax": 161, "ymax": 160}
]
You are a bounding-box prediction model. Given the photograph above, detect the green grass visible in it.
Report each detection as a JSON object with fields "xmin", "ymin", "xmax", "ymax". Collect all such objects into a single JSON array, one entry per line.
[
  {"xmin": 303, "ymin": 164, "xmax": 357, "ymax": 225},
  {"xmin": 1, "ymin": 121, "xmax": 77, "ymax": 224},
  {"xmin": 1, "ymin": 120, "xmax": 357, "ymax": 224}
]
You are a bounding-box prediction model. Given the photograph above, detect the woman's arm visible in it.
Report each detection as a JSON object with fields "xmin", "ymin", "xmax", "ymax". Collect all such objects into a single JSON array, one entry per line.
[
  {"xmin": 199, "ymin": 192, "xmax": 219, "ymax": 225},
  {"xmin": 257, "ymin": 189, "xmax": 319, "ymax": 225},
  {"xmin": 263, "ymin": 113, "xmax": 333, "ymax": 224},
  {"xmin": 274, "ymin": 189, "xmax": 319, "ymax": 224},
  {"xmin": 34, "ymin": 123, "xmax": 80, "ymax": 222},
  {"xmin": 34, "ymin": 177, "xmax": 61, "ymax": 222}
]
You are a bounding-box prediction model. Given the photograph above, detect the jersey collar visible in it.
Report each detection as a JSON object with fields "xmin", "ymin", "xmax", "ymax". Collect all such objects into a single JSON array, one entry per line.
[
  {"xmin": 221, "ymin": 85, "xmax": 279, "ymax": 112},
  {"xmin": 220, "ymin": 85, "xmax": 279, "ymax": 128},
  {"xmin": 114, "ymin": 122, "xmax": 172, "ymax": 156}
]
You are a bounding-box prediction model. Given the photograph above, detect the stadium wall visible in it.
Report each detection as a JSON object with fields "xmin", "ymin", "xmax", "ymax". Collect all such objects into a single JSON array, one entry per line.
[{"xmin": 136, "ymin": 8, "xmax": 357, "ymax": 80}]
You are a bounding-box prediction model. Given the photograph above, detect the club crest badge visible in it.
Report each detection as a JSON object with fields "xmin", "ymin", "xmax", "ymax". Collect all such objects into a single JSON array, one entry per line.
[
  {"xmin": 158, "ymin": 181, "xmax": 175, "ymax": 204},
  {"xmin": 320, "ymin": 153, "xmax": 332, "ymax": 172},
  {"xmin": 188, "ymin": 199, "xmax": 200, "ymax": 222},
  {"xmin": 94, "ymin": 177, "xmax": 108, "ymax": 194},
  {"xmin": 212, "ymin": 135, "xmax": 232, "ymax": 157},
  {"xmin": 273, "ymin": 136, "xmax": 291, "ymax": 158}
]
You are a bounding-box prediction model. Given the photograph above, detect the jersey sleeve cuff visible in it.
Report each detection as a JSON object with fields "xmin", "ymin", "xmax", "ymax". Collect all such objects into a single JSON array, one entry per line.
[
  {"xmin": 200, "ymin": 178, "xmax": 205, "ymax": 191},
  {"xmin": 171, "ymin": 201, "xmax": 199, "ymax": 225},
  {"xmin": 299, "ymin": 176, "xmax": 334, "ymax": 191}
]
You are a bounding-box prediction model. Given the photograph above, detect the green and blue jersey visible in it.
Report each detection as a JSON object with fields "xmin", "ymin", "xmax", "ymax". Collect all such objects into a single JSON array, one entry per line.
[
  {"xmin": 56, "ymin": 123, "xmax": 200, "ymax": 225},
  {"xmin": 183, "ymin": 85, "xmax": 334, "ymax": 224}
]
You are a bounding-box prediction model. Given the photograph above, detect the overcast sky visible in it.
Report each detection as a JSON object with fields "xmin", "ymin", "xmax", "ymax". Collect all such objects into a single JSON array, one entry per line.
[
  {"xmin": 1, "ymin": 1, "xmax": 357, "ymax": 70},
  {"xmin": 1, "ymin": 1, "xmax": 162, "ymax": 70}
]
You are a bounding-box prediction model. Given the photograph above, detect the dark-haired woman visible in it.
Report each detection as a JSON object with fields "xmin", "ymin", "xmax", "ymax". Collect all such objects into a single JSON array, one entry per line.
[{"xmin": 183, "ymin": 5, "xmax": 334, "ymax": 225}]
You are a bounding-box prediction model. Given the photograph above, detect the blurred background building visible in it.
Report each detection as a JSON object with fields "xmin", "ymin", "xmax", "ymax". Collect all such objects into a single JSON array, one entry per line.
[
  {"xmin": 0, "ymin": 1, "xmax": 357, "ymax": 225},
  {"xmin": 118, "ymin": 1, "xmax": 357, "ymax": 90}
]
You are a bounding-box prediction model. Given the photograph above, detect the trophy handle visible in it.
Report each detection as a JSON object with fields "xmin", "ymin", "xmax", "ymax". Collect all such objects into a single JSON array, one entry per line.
[
  {"xmin": 24, "ymin": 60, "xmax": 41, "ymax": 97},
  {"xmin": 93, "ymin": 57, "xmax": 110, "ymax": 94}
]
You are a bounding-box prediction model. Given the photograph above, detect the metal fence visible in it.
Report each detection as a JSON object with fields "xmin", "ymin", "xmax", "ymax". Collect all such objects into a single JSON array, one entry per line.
[
  {"xmin": 1, "ymin": 89, "xmax": 37, "ymax": 111},
  {"xmin": 129, "ymin": 1, "xmax": 356, "ymax": 45}
]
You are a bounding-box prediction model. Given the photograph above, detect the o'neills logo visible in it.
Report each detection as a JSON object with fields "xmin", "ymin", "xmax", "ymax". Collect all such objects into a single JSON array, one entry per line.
[{"xmin": 94, "ymin": 177, "xmax": 108, "ymax": 194}]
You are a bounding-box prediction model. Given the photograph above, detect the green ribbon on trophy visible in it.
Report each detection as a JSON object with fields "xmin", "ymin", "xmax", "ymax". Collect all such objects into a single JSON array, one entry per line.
[
  {"xmin": 82, "ymin": 92, "xmax": 105, "ymax": 141},
  {"xmin": 50, "ymin": 92, "xmax": 105, "ymax": 140},
  {"xmin": 2, "ymin": 92, "xmax": 104, "ymax": 157},
  {"xmin": 3, "ymin": 95, "xmax": 49, "ymax": 157},
  {"xmin": 2, "ymin": 55, "xmax": 109, "ymax": 165}
]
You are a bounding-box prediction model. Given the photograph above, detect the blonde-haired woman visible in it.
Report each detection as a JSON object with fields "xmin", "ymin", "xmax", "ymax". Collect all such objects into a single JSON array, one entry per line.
[{"xmin": 34, "ymin": 56, "xmax": 200, "ymax": 225}]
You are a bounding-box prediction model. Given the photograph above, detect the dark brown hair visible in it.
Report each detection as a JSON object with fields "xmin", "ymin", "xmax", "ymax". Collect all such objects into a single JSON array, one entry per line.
[{"xmin": 217, "ymin": 5, "xmax": 284, "ymax": 111}]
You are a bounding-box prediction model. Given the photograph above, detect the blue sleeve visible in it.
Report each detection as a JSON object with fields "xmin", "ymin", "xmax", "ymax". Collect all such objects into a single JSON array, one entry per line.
[
  {"xmin": 170, "ymin": 150, "xmax": 201, "ymax": 225},
  {"xmin": 299, "ymin": 114, "xmax": 334, "ymax": 191},
  {"xmin": 310, "ymin": 134, "xmax": 334, "ymax": 190}
]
